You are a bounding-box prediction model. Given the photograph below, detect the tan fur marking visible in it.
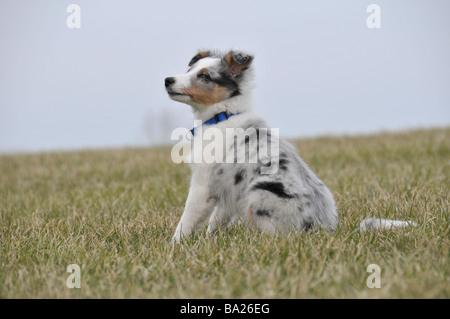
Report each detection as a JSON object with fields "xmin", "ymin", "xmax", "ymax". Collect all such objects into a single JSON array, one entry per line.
[
  {"xmin": 225, "ymin": 52, "xmax": 234, "ymax": 66},
  {"xmin": 198, "ymin": 51, "xmax": 208, "ymax": 58},
  {"xmin": 225, "ymin": 51, "xmax": 252, "ymax": 76},
  {"xmin": 188, "ymin": 51, "xmax": 210, "ymax": 67},
  {"xmin": 183, "ymin": 85, "xmax": 227, "ymax": 106}
]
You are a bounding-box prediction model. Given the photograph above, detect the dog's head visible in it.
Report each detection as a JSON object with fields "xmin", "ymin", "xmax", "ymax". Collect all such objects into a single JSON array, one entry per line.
[{"xmin": 165, "ymin": 50, "xmax": 254, "ymax": 111}]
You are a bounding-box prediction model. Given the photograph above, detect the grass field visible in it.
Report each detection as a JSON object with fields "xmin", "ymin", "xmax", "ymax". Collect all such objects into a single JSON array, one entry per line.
[{"xmin": 0, "ymin": 128, "xmax": 448, "ymax": 298}]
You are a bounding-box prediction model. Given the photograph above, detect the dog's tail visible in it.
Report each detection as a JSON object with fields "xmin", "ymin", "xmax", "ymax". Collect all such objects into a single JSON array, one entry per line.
[{"xmin": 359, "ymin": 217, "xmax": 417, "ymax": 232}]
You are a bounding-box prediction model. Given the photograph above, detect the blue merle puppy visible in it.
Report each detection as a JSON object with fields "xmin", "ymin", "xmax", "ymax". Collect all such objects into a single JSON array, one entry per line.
[{"xmin": 164, "ymin": 50, "xmax": 337, "ymax": 241}]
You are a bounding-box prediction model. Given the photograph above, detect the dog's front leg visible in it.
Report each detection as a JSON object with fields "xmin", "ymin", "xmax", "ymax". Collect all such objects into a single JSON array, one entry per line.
[{"xmin": 172, "ymin": 181, "xmax": 217, "ymax": 242}]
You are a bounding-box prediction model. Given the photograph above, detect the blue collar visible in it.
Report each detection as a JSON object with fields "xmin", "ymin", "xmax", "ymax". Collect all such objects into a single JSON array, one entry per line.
[{"xmin": 190, "ymin": 112, "xmax": 240, "ymax": 136}]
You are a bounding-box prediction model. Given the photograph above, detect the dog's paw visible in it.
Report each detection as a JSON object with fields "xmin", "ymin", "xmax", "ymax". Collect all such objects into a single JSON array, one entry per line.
[{"xmin": 170, "ymin": 232, "xmax": 182, "ymax": 244}]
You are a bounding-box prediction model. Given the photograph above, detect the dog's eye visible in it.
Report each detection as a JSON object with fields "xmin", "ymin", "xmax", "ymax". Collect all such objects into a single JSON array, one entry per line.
[{"xmin": 197, "ymin": 73, "xmax": 210, "ymax": 81}]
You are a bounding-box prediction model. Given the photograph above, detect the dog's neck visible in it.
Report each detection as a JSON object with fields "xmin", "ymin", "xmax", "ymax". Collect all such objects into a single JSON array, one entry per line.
[{"xmin": 191, "ymin": 95, "xmax": 253, "ymax": 122}]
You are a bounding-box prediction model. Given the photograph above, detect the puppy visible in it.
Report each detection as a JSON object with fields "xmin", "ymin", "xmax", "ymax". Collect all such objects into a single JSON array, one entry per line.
[{"xmin": 165, "ymin": 50, "xmax": 338, "ymax": 242}]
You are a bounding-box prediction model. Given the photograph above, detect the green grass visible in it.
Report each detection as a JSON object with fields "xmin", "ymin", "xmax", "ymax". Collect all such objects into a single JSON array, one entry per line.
[{"xmin": 0, "ymin": 128, "xmax": 449, "ymax": 298}]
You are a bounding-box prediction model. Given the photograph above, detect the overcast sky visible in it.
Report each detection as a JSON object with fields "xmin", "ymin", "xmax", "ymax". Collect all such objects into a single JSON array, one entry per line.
[{"xmin": 0, "ymin": 0, "xmax": 449, "ymax": 153}]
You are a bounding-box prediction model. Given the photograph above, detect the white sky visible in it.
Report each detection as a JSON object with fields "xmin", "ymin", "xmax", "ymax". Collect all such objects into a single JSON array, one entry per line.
[{"xmin": 0, "ymin": 0, "xmax": 449, "ymax": 153}]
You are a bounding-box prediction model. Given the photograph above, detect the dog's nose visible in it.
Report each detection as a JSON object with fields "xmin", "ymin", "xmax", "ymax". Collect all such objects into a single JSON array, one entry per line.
[{"xmin": 165, "ymin": 77, "xmax": 175, "ymax": 88}]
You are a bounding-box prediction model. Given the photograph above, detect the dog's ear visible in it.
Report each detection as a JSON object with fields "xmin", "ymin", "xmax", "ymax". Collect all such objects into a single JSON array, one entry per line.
[
  {"xmin": 188, "ymin": 51, "xmax": 210, "ymax": 67},
  {"xmin": 224, "ymin": 51, "xmax": 253, "ymax": 76}
]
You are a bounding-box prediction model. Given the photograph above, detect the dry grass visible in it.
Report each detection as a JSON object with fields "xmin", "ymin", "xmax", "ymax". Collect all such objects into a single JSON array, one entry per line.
[{"xmin": 0, "ymin": 128, "xmax": 448, "ymax": 298}]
